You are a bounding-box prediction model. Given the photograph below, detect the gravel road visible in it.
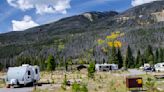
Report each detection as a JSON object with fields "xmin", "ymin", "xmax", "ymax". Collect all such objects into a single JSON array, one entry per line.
[
  {"xmin": 0, "ymin": 87, "xmax": 33, "ymax": 92},
  {"xmin": 128, "ymin": 69, "xmax": 146, "ymax": 76},
  {"xmin": 0, "ymin": 84, "xmax": 52, "ymax": 92}
]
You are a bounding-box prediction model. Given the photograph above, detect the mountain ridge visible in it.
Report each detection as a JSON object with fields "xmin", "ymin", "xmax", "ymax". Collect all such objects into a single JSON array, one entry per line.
[{"xmin": 0, "ymin": 0, "xmax": 164, "ymax": 68}]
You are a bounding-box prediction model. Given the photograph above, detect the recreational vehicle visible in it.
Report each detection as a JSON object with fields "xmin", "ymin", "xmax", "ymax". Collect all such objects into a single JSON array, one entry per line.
[
  {"xmin": 154, "ymin": 62, "xmax": 164, "ymax": 72},
  {"xmin": 95, "ymin": 64, "xmax": 118, "ymax": 71},
  {"xmin": 5, "ymin": 64, "xmax": 40, "ymax": 87}
]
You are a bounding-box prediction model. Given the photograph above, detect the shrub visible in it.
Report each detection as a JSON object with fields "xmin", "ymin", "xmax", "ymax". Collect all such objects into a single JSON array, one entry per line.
[
  {"xmin": 88, "ymin": 62, "xmax": 95, "ymax": 78},
  {"xmin": 72, "ymin": 82, "xmax": 80, "ymax": 92},
  {"xmin": 63, "ymin": 74, "xmax": 67, "ymax": 86},
  {"xmin": 81, "ymin": 84, "xmax": 88, "ymax": 92},
  {"xmin": 145, "ymin": 77, "xmax": 157, "ymax": 92},
  {"xmin": 72, "ymin": 81, "xmax": 88, "ymax": 92},
  {"xmin": 61, "ymin": 74, "xmax": 67, "ymax": 90}
]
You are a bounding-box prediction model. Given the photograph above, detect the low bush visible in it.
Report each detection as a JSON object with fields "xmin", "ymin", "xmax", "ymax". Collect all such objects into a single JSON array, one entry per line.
[{"xmin": 72, "ymin": 81, "xmax": 88, "ymax": 92}]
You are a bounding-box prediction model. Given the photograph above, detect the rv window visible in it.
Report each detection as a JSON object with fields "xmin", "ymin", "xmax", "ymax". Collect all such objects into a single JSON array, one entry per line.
[
  {"xmin": 28, "ymin": 71, "xmax": 31, "ymax": 75},
  {"xmin": 35, "ymin": 69, "xmax": 38, "ymax": 74}
]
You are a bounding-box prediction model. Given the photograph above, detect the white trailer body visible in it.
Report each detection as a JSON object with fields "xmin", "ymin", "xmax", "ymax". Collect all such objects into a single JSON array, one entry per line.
[
  {"xmin": 154, "ymin": 62, "xmax": 164, "ymax": 72},
  {"xmin": 32, "ymin": 65, "xmax": 40, "ymax": 82},
  {"xmin": 6, "ymin": 64, "xmax": 40, "ymax": 86},
  {"xmin": 95, "ymin": 64, "xmax": 118, "ymax": 71}
]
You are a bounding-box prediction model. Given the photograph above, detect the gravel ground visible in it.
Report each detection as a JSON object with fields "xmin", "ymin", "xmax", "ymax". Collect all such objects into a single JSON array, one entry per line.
[
  {"xmin": 128, "ymin": 69, "xmax": 146, "ymax": 76},
  {"xmin": 0, "ymin": 84, "xmax": 52, "ymax": 92}
]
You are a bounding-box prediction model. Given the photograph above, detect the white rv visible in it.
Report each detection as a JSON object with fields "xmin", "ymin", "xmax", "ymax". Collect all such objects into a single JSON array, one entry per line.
[
  {"xmin": 5, "ymin": 64, "xmax": 40, "ymax": 87},
  {"xmin": 154, "ymin": 62, "xmax": 164, "ymax": 72},
  {"xmin": 95, "ymin": 64, "xmax": 118, "ymax": 71}
]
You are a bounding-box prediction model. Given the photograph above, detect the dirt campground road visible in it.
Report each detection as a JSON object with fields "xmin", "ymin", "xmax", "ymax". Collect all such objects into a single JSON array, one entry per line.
[
  {"xmin": 128, "ymin": 69, "xmax": 146, "ymax": 75},
  {"xmin": 0, "ymin": 87, "xmax": 33, "ymax": 92},
  {"xmin": 0, "ymin": 84, "xmax": 53, "ymax": 92}
]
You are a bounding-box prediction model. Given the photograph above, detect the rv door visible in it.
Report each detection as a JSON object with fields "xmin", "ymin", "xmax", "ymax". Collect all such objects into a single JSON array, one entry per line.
[{"xmin": 25, "ymin": 70, "xmax": 33, "ymax": 83}]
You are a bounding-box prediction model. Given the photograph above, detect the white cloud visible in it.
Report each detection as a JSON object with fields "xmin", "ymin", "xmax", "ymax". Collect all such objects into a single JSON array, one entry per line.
[
  {"xmin": 12, "ymin": 15, "xmax": 39, "ymax": 31},
  {"xmin": 7, "ymin": 0, "xmax": 71, "ymax": 14},
  {"xmin": 131, "ymin": 0, "xmax": 159, "ymax": 6}
]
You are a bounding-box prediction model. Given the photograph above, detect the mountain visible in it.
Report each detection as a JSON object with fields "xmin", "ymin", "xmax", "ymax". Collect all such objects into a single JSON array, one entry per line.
[{"xmin": 0, "ymin": 1, "xmax": 164, "ymax": 69}]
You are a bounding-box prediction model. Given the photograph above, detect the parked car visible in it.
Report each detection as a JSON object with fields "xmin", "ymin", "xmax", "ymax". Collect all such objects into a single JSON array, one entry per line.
[
  {"xmin": 143, "ymin": 67, "xmax": 155, "ymax": 72},
  {"xmin": 154, "ymin": 62, "xmax": 164, "ymax": 72},
  {"xmin": 141, "ymin": 63, "xmax": 154, "ymax": 72},
  {"xmin": 5, "ymin": 64, "xmax": 40, "ymax": 88}
]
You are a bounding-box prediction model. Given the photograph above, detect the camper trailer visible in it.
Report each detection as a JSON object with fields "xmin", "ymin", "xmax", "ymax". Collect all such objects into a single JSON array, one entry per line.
[
  {"xmin": 95, "ymin": 64, "xmax": 118, "ymax": 71},
  {"xmin": 5, "ymin": 64, "xmax": 40, "ymax": 87},
  {"xmin": 154, "ymin": 62, "xmax": 164, "ymax": 72}
]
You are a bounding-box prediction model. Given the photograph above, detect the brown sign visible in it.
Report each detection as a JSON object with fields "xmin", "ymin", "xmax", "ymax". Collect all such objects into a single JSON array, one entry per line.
[{"xmin": 126, "ymin": 77, "xmax": 143, "ymax": 88}]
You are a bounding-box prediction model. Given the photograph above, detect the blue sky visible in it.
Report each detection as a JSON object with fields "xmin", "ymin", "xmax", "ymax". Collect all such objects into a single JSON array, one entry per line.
[{"xmin": 0, "ymin": 0, "xmax": 156, "ymax": 33}]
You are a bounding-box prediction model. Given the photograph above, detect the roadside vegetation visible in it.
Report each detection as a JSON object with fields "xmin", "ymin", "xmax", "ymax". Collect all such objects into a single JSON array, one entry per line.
[{"xmin": 31, "ymin": 70, "xmax": 164, "ymax": 92}]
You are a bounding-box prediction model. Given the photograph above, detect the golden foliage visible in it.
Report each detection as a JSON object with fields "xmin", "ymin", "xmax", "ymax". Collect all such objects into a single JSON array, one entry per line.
[
  {"xmin": 115, "ymin": 31, "xmax": 120, "ymax": 34},
  {"xmin": 106, "ymin": 31, "xmax": 124, "ymax": 40},
  {"xmin": 101, "ymin": 47, "xmax": 108, "ymax": 53},
  {"xmin": 107, "ymin": 41, "xmax": 122, "ymax": 48},
  {"xmin": 106, "ymin": 32, "xmax": 119, "ymax": 39},
  {"xmin": 97, "ymin": 39, "xmax": 104, "ymax": 45},
  {"xmin": 97, "ymin": 31, "xmax": 124, "ymax": 48}
]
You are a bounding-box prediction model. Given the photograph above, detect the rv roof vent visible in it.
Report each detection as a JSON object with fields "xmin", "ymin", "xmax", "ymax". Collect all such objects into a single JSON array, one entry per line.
[{"xmin": 22, "ymin": 64, "xmax": 29, "ymax": 67}]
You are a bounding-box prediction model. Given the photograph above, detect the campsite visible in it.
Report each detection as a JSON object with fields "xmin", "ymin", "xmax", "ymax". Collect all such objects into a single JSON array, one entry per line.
[
  {"xmin": 0, "ymin": 64, "xmax": 163, "ymax": 92},
  {"xmin": 1, "ymin": 0, "xmax": 164, "ymax": 92}
]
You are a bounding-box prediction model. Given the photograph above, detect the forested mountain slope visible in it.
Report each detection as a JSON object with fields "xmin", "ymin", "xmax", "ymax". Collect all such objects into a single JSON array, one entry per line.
[{"xmin": 0, "ymin": 1, "xmax": 164, "ymax": 69}]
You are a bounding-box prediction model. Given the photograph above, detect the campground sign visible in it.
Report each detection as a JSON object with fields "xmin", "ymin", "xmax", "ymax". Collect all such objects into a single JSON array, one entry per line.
[{"xmin": 126, "ymin": 77, "xmax": 143, "ymax": 88}]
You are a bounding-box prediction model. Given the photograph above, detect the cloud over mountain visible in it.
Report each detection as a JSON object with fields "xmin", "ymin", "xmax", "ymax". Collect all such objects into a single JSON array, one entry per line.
[
  {"xmin": 7, "ymin": 0, "xmax": 71, "ymax": 14},
  {"xmin": 12, "ymin": 15, "xmax": 39, "ymax": 31},
  {"xmin": 131, "ymin": 0, "xmax": 159, "ymax": 6}
]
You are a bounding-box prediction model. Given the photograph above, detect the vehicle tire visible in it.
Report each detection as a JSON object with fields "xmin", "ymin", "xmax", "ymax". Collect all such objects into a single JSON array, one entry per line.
[
  {"xmin": 25, "ymin": 82, "xmax": 34, "ymax": 87},
  {"xmin": 37, "ymin": 83, "xmax": 42, "ymax": 86},
  {"xmin": 6, "ymin": 84, "xmax": 10, "ymax": 88},
  {"xmin": 32, "ymin": 81, "xmax": 35, "ymax": 86},
  {"xmin": 29, "ymin": 82, "xmax": 34, "ymax": 86}
]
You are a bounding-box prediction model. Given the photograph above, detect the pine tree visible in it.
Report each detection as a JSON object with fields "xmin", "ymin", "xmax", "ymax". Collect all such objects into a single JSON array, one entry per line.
[
  {"xmin": 0, "ymin": 63, "xmax": 3, "ymax": 71},
  {"xmin": 67, "ymin": 57, "xmax": 73, "ymax": 70},
  {"xmin": 62, "ymin": 56, "xmax": 68, "ymax": 71},
  {"xmin": 46, "ymin": 55, "xmax": 56, "ymax": 71},
  {"xmin": 110, "ymin": 46, "xmax": 118, "ymax": 64},
  {"xmin": 117, "ymin": 48, "xmax": 123, "ymax": 69},
  {"xmin": 155, "ymin": 49, "xmax": 159, "ymax": 63},
  {"xmin": 123, "ymin": 58, "xmax": 127, "ymax": 70},
  {"xmin": 144, "ymin": 45, "xmax": 154, "ymax": 65},
  {"xmin": 135, "ymin": 50, "xmax": 142, "ymax": 68},
  {"xmin": 65, "ymin": 61, "xmax": 68, "ymax": 71},
  {"xmin": 159, "ymin": 48, "xmax": 164, "ymax": 62},
  {"xmin": 59, "ymin": 56, "xmax": 64, "ymax": 67},
  {"xmin": 124, "ymin": 45, "xmax": 134, "ymax": 68},
  {"xmin": 39, "ymin": 58, "xmax": 46, "ymax": 71}
]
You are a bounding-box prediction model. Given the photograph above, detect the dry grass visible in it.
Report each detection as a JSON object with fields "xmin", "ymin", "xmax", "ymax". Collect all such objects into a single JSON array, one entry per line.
[
  {"xmin": 0, "ymin": 72, "xmax": 6, "ymax": 88},
  {"xmin": 37, "ymin": 70, "xmax": 130, "ymax": 92},
  {"xmin": 36, "ymin": 70, "xmax": 164, "ymax": 92}
]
